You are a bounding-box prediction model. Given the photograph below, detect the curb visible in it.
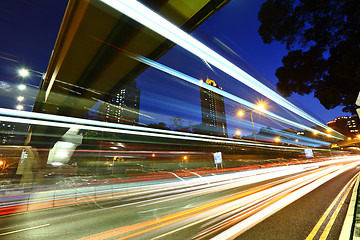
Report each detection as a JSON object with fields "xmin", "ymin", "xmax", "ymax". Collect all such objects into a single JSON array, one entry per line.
[{"xmin": 339, "ymin": 174, "xmax": 360, "ymax": 239}]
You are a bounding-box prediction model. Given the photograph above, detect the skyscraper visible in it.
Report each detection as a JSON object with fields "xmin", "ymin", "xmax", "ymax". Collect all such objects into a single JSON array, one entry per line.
[
  {"xmin": 99, "ymin": 80, "xmax": 140, "ymax": 125},
  {"xmin": 199, "ymin": 78, "xmax": 228, "ymax": 137},
  {"xmin": 327, "ymin": 116, "xmax": 360, "ymax": 138}
]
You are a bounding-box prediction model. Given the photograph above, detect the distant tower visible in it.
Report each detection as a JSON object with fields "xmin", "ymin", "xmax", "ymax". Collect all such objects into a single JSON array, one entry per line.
[
  {"xmin": 199, "ymin": 78, "xmax": 228, "ymax": 137},
  {"xmin": 100, "ymin": 80, "xmax": 140, "ymax": 124}
]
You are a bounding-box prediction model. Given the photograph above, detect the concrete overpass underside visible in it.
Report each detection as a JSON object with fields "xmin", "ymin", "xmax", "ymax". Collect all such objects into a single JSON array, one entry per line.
[{"xmin": 29, "ymin": 0, "xmax": 230, "ymax": 148}]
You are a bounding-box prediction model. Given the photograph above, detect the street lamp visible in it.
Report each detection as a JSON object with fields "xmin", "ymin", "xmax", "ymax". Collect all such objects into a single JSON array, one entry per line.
[
  {"xmin": 18, "ymin": 68, "xmax": 30, "ymax": 78},
  {"xmin": 275, "ymin": 137, "xmax": 280, "ymax": 143},
  {"xmin": 235, "ymin": 130, "xmax": 241, "ymax": 136},
  {"xmin": 257, "ymin": 103, "xmax": 265, "ymax": 111},
  {"xmin": 152, "ymin": 153, "xmax": 156, "ymax": 171},
  {"xmin": 237, "ymin": 103, "xmax": 266, "ymax": 141},
  {"xmin": 18, "ymin": 84, "xmax": 26, "ymax": 90}
]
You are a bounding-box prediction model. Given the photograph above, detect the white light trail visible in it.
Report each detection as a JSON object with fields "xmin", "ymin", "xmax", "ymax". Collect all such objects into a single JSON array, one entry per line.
[
  {"xmin": 99, "ymin": 0, "xmax": 335, "ymax": 134},
  {"xmin": 0, "ymin": 115, "xmax": 309, "ymax": 151},
  {"xmin": 0, "ymin": 107, "xmax": 329, "ymax": 149},
  {"xmin": 132, "ymin": 55, "xmax": 342, "ymax": 140},
  {"xmin": 210, "ymin": 162, "xmax": 360, "ymax": 239}
]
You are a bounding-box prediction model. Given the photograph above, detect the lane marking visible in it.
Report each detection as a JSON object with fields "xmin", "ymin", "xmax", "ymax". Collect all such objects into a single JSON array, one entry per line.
[
  {"xmin": 306, "ymin": 173, "xmax": 359, "ymax": 240},
  {"xmin": 320, "ymin": 177, "xmax": 356, "ymax": 239},
  {"xmin": 339, "ymin": 174, "xmax": 360, "ymax": 239},
  {"xmin": 0, "ymin": 224, "xmax": 50, "ymax": 236}
]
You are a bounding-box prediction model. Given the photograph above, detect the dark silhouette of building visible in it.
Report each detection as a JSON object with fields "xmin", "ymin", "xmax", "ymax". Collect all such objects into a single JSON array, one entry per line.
[
  {"xmin": 99, "ymin": 80, "xmax": 140, "ymax": 125},
  {"xmin": 327, "ymin": 116, "xmax": 360, "ymax": 138},
  {"xmin": 199, "ymin": 78, "xmax": 227, "ymax": 137}
]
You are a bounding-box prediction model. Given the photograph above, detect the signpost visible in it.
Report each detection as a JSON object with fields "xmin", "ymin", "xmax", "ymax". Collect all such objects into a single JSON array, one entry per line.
[
  {"xmin": 304, "ymin": 149, "xmax": 314, "ymax": 158},
  {"xmin": 213, "ymin": 152, "xmax": 223, "ymax": 169}
]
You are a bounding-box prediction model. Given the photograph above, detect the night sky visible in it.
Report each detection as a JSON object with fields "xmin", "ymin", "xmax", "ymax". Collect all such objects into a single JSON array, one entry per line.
[{"xmin": 0, "ymin": 0, "xmax": 352, "ymax": 136}]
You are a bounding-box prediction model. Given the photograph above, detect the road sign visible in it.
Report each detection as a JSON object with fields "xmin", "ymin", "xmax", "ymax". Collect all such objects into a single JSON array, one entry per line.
[
  {"xmin": 305, "ymin": 149, "xmax": 313, "ymax": 158},
  {"xmin": 213, "ymin": 152, "xmax": 222, "ymax": 164}
]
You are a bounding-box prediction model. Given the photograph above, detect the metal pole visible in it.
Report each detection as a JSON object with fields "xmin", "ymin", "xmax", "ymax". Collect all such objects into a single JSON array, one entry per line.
[
  {"xmin": 112, "ymin": 157, "xmax": 115, "ymax": 175},
  {"xmin": 250, "ymin": 110, "xmax": 256, "ymax": 141}
]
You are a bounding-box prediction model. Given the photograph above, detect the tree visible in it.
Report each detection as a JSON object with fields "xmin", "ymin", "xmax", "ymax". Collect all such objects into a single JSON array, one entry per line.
[
  {"xmin": 147, "ymin": 122, "xmax": 170, "ymax": 130},
  {"xmin": 258, "ymin": 0, "xmax": 360, "ymax": 114},
  {"xmin": 169, "ymin": 117, "xmax": 193, "ymax": 132}
]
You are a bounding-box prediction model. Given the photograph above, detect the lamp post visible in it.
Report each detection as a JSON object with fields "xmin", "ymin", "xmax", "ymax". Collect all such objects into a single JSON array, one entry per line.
[
  {"xmin": 152, "ymin": 153, "xmax": 155, "ymax": 172},
  {"xmin": 237, "ymin": 103, "xmax": 266, "ymax": 141}
]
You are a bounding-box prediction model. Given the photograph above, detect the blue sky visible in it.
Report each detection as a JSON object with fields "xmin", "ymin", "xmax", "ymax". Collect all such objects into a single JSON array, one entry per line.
[{"xmin": 0, "ymin": 0, "xmax": 351, "ymax": 136}]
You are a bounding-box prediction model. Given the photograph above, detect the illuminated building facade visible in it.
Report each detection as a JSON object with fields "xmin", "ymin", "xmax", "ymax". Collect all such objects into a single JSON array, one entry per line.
[
  {"xmin": 100, "ymin": 81, "xmax": 140, "ymax": 125},
  {"xmin": 327, "ymin": 116, "xmax": 360, "ymax": 138},
  {"xmin": 0, "ymin": 121, "xmax": 26, "ymax": 145},
  {"xmin": 199, "ymin": 78, "xmax": 228, "ymax": 137}
]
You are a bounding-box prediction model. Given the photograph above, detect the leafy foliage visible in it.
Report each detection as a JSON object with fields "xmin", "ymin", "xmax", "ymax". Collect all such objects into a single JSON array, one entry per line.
[{"xmin": 258, "ymin": 0, "xmax": 360, "ymax": 113}]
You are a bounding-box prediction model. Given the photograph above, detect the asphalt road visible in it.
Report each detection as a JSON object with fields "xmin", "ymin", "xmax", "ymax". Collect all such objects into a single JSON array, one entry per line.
[
  {"xmin": 0, "ymin": 158, "xmax": 359, "ymax": 240},
  {"xmin": 237, "ymin": 166, "xmax": 360, "ymax": 240}
]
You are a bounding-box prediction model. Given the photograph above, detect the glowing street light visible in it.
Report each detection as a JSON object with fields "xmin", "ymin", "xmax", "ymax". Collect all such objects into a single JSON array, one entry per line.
[
  {"xmin": 18, "ymin": 68, "xmax": 30, "ymax": 78},
  {"xmin": 313, "ymin": 131, "xmax": 318, "ymax": 135},
  {"xmin": 183, "ymin": 156, "xmax": 187, "ymax": 160},
  {"xmin": 347, "ymin": 137, "xmax": 352, "ymax": 140},
  {"xmin": 236, "ymin": 130, "xmax": 241, "ymax": 136},
  {"xmin": 357, "ymin": 135, "xmax": 360, "ymax": 139},
  {"xmin": 274, "ymin": 137, "xmax": 280, "ymax": 142},
  {"xmin": 237, "ymin": 103, "xmax": 266, "ymax": 141},
  {"xmin": 18, "ymin": 84, "xmax": 26, "ymax": 90},
  {"xmin": 295, "ymin": 139, "xmax": 299, "ymax": 142},
  {"xmin": 17, "ymin": 96, "xmax": 24, "ymax": 101},
  {"xmin": 326, "ymin": 128, "xmax": 332, "ymax": 133},
  {"xmin": 257, "ymin": 103, "xmax": 265, "ymax": 111}
]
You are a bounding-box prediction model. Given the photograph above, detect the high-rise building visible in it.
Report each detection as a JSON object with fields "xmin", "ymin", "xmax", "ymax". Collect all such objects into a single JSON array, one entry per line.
[
  {"xmin": 0, "ymin": 121, "xmax": 26, "ymax": 145},
  {"xmin": 199, "ymin": 78, "xmax": 227, "ymax": 137},
  {"xmin": 99, "ymin": 81, "xmax": 140, "ymax": 125},
  {"xmin": 327, "ymin": 116, "xmax": 360, "ymax": 138}
]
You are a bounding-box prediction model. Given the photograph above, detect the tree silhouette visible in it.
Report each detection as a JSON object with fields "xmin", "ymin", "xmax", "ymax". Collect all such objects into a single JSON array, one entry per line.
[{"xmin": 258, "ymin": 0, "xmax": 360, "ymax": 114}]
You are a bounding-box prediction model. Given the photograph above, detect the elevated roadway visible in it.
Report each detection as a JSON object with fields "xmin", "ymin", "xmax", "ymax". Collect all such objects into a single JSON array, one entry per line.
[{"xmin": 28, "ymin": 0, "xmax": 230, "ymax": 148}]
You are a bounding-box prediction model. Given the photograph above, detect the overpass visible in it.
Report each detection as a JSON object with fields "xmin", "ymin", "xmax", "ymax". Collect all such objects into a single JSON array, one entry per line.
[{"xmin": 28, "ymin": 0, "xmax": 230, "ymax": 148}]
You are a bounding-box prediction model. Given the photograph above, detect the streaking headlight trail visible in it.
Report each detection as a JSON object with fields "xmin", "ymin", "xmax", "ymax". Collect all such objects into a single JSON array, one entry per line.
[{"xmin": 99, "ymin": 0, "xmax": 336, "ymax": 134}]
